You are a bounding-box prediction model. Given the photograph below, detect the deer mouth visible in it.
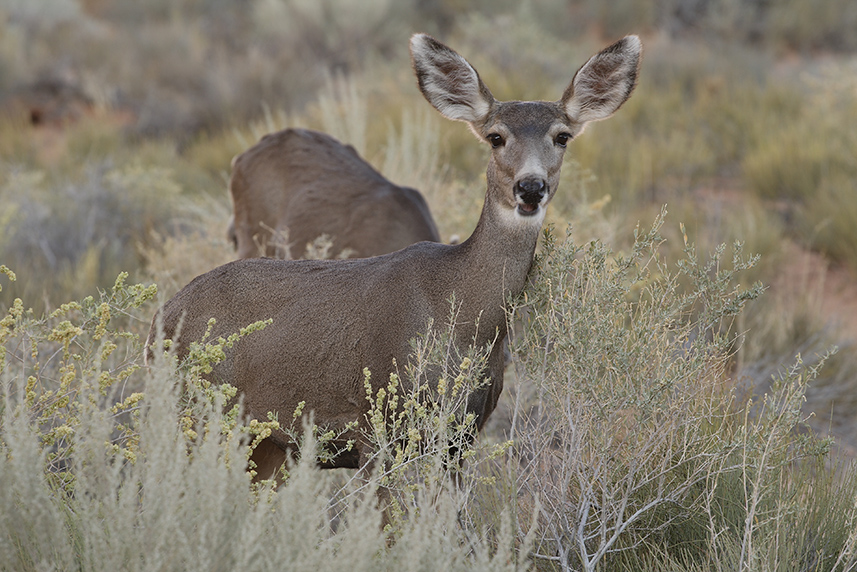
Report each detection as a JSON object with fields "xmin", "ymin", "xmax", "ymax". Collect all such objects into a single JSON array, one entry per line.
[{"xmin": 516, "ymin": 202, "xmax": 540, "ymax": 216}]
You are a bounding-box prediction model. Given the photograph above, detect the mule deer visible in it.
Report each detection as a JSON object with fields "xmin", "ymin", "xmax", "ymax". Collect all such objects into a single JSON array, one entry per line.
[
  {"xmin": 147, "ymin": 34, "xmax": 641, "ymax": 480},
  {"xmin": 228, "ymin": 128, "xmax": 441, "ymax": 259}
]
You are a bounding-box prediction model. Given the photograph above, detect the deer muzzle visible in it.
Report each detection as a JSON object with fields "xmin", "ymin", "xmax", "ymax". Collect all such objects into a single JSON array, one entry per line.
[{"xmin": 514, "ymin": 177, "xmax": 548, "ymax": 216}]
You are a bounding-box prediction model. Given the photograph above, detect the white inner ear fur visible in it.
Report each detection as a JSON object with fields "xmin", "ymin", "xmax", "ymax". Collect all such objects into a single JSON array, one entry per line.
[
  {"xmin": 410, "ymin": 35, "xmax": 492, "ymax": 124},
  {"xmin": 564, "ymin": 35, "xmax": 641, "ymax": 125}
]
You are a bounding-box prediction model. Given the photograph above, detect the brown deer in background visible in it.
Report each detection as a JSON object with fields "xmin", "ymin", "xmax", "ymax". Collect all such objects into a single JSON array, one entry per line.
[
  {"xmin": 228, "ymin": 128, "xmax": 441, "ymax": 259},
  {"xmin": 148, "ymin": 33, "xmax": 641, "ymax": 480}
]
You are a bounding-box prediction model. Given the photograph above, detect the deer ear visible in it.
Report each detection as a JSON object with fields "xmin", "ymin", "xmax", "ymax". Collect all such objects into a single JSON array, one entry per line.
[
  {"xmin": 410, "ymin": 33, "xmax": 495, "ymax": 124},
  {"xmin": 561, "ymin": 35, "xmax": 641, "ymax": 125}
]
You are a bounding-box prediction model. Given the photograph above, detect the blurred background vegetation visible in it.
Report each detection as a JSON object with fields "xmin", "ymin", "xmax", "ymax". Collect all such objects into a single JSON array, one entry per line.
[{"xmin": 1, "ymin": 0, "xmax": 856, "ymax": 466}]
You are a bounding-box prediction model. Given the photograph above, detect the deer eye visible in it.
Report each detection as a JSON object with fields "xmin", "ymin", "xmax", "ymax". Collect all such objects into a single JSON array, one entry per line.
[
  {"xmin": 554, "ymin": 133, "xmax": 571, "ymax": 147},
  {"xmin": 487, "ymin": 133, "xmax": 505, "ymax": 148}
]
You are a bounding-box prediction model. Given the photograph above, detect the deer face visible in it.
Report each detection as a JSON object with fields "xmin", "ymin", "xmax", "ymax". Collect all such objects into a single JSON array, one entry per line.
[
  {"xmin": 477, "ymin": 101, "xmax": 580, "ymax": 221},
  {"xmin": 410, "ymin": 33, "xmax": 641, "ymax": 224}
]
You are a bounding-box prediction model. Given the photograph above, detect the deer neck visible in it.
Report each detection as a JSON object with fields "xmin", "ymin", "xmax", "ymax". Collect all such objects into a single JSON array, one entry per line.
[{"xmin": 452, "ymin": 182, "xmax": 543, "ymax": 327}]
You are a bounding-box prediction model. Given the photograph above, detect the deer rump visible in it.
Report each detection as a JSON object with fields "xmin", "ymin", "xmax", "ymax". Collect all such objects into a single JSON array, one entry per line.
[
  {"xmin": 153, "ymin": 246, "xmax": 506, "ymax": 468},
  {"xmin": 229, "ymin": 128, "xmax": 440, "ymax": 260}
]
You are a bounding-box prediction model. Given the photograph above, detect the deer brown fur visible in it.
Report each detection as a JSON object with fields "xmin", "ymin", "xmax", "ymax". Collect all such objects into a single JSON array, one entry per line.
[
  {"xmin": 147, "ymin": 34, "xmax": 642, "ymax": 480},
  {"xmin": 228, "ymin": 127, "xmax": 440, "ymax": 259}
]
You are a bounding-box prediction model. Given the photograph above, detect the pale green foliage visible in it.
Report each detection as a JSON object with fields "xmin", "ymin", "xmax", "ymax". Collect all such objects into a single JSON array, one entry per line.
[
  {"xmin": 0, "ymin": 162, "xmax": 184, "ymax": 311},
  {"xmin": 504, "ymin": 213, "xmax": 856, "ymax": 570},
  {"xmin": 0, "ymin": 271, "xmax": 156, "ymax": 489},
  {"xmin": 1, "ymin": 272, "xmax": 527, "ymax": 572},
  {"xmin": 359, "ymin": 304, "xmax": 514, "ymax": 534},
  {"xmin": 3, "ymin": 214, "xmax": 857, "ymax": 570},
  {"xmin": 738, "ymin": 60, "xmax": 857, "ymax": 268}
]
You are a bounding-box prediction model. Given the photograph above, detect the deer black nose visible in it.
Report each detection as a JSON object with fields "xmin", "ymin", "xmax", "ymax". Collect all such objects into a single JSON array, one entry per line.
[{"xmin": 514, "ymin": 178, "xmax": 547, "ymax": 204}]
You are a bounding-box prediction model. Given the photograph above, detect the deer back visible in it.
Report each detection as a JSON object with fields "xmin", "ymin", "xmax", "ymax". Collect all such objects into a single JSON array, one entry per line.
[
  {"xmin": 152, "ymin": 240, "xmax": 505, "ymax": 447},
  {"xmin": 229, "ymin": 128, "xmax": 440, "ymax": 259}
]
